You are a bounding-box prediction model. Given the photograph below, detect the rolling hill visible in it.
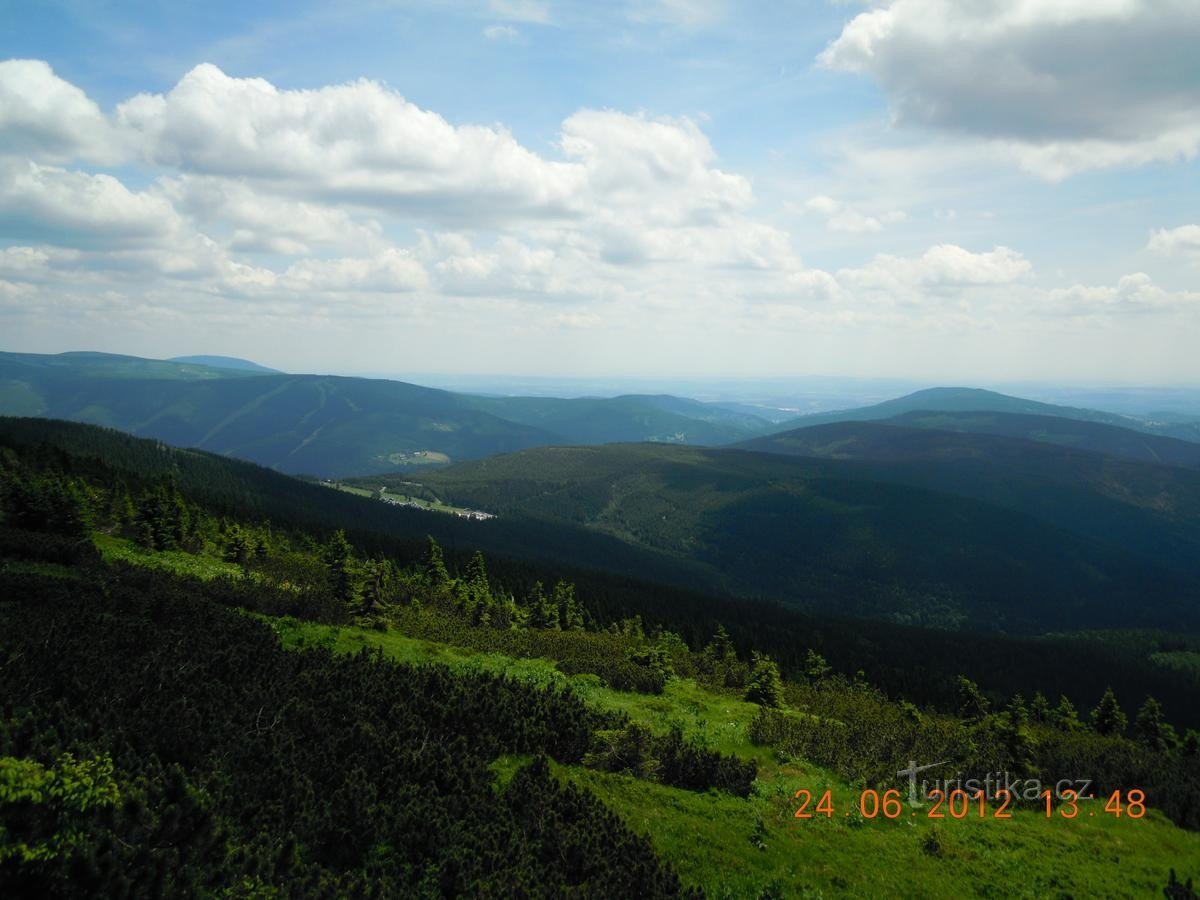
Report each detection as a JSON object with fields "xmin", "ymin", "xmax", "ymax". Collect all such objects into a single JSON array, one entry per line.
[
  {"xmin": 465, "ymin": 393, "xmax": 771, "ymax": 445},
  {"xmin": 168, "ymin": 354, "xmax": 281, "ymax": 373},
  {"xmin": 0, "ymin": 351, "xmax": 778, "ymax": 475},
  {"xmin": 736, "ymin": 419, "xmax": 1200, "ymax": 567},
  {"xmin": 884, "ymin": 409, "xmax": 1200, "ymax": 466},
  {"xmin": 401, "ymin": 442, "xmax": 1200, "ymax": 634},
  {"xmin": 778, "ymin": 386, "xmax": 1200, "ymax": 444}
]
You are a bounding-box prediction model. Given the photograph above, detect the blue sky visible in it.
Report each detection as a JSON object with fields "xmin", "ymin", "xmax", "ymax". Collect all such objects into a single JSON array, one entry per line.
[{"xmin": 2, "ymin": 0, "xmax": 1199, "ymax": 383}]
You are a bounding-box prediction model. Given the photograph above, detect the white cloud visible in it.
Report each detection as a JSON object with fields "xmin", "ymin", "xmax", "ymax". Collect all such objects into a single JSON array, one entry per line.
[
  {"xmin": 1148, "ymin": 224, "xmax": 1200, "ymax": 262},
  {"xmin": 116, "ymin": 64, "xmax": 585, "ymax": 223},
  {"xmin": 819, "ymin": 0, "xmax": 1200, "ymax": 177},
  {"xmin": 483, "ymin": 24, "xmax": 520, "ymax": 40},
  {"xmin": 0, "ymin": 59, "xmax": 124, "ymax": 164},
  {"xmin": 841, "ymin": 244, "xmax": 1031, "ymax": 297},
  {"xmin": 281, "ymin": 249, "xmax": 429, "ymax": 293},
  {"xmin": 0, "ymin": 161, "xmax": 180, "ymax": 248},
  {"xmin": 158, "ymin": 175, "xmax": 385, "ymax": 255},
  {"xmin": 801, "ymin": 195, "xmax": 906, "ymax": 234},
  {"xmin": 1045, "ymin": 272, "xmax": 1200, "ymax": 316}
]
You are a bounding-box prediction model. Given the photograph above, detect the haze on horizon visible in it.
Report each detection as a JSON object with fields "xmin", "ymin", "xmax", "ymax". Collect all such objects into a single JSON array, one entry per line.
[{"xmin": 2, "ymin": 1, "xmax": 1199, "ymax": 384}]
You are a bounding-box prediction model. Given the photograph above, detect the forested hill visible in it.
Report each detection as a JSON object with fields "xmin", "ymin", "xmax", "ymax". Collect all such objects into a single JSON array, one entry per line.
[
  {"xmin": 4, "ymin": 415, "xmax": 1200, "ymax": 731},
  {"xmin": 414, "ymin": 442, "xmax": 1200, "ymax": 634},
  {"xmin": 774, "ymin": 386, "xmax": 1200, "ymax": 444},
  {"xmin": 0, "ymin": 351, "xmax": 777, "ymax": 476},
  {"xmin": 2, "ymin": 410, "xmax": 1200, "ymax": 896}
]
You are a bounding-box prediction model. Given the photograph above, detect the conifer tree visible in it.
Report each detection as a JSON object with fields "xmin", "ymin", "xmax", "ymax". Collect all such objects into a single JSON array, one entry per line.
[
  {"xmin": 745, "ymin": 652, "xmax": 784, "ymax": 708},
  {"xmin": 1029, "ymin": 691, "xmax": 1051, "ymax": 724},
  {"xmin": 1051, "ymin": 695, "xmax": 1083, "ymax": 732},
  {"xmin": 955, "ymin": 676, "xmax": 989, "ymax": 721},
  {"xmin": 322, "ymin": 529, "xmax": 356, "ymax": 605},
  {"xmin": 1132, "ymin": 696, "xmax": 1177, "ymax": 751},
  {"xmin": 1090, "ymin": 686, "xmax": 1127, "ymax": 736},
  {"xmin": 803, "ymin": 649, "xmax": 832, "ymax": 683}
]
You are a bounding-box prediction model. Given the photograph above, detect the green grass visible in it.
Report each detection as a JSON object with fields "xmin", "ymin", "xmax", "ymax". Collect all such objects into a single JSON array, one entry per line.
[
  {"xmin": 94, "ymin": 533, "xmax": 245, "ymax": 581},
  {"xmin": 557, "ymin": 761, "xmax": 1196, "ymax": 899},
  {"xmin": 274, "ymin": 617, "xmax": 1200, "ymax": 898}
]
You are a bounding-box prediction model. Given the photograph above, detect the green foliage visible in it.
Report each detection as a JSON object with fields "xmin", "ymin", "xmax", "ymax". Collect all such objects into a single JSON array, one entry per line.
[
  {"xmin": 584, "ymin": 723, "xmax": 756, "ymax": 797},
  {"xmin": 955, "ymin": 676, "xmax": 990, "ymax": 720},
  {"xmin": 321, "ymin": 529, "xmax": 356, "ymax": 604},
  {"xmin": 1, "ymin": 567, "xmax": 693, "ymax": 895},
  {"xmin": 0, "ymin": 753, "xmax": 120, "ymax": 864},
  {"xmin": 1091, "ymin": 686, "xmax": 1128, "ymax": 736},
  {"xmin": 1133, "ymin": 696, "xmax": 1177, "ymax": 752},
  {"xmin": 745, "ymin": 653, "xmax": 784, "ymax": 709}
]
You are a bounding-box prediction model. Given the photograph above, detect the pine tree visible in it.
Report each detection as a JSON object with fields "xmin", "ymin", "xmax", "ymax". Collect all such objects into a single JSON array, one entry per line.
[
  {"xmin": 803, "ymin": 649, "xmax": 832, "ymax": 683},
  {"xmin": 1029, "ymin": 691, "xmax": 1051, "ymax": 724},
  {"xmin": 552, "ymin": 581, "xmax": 581, "ymax": 630},
  {"xmin": 322, "ymin": 529, "xmax": 356, "ymax": 605},
  {"xmin": 1132, "ymin": 696, "xmax": 1177, "ymax": 751},
  {"xmin": 745, "ymin": 652, "xmax": 784, "ymax": 708},
  {"xmin": 423, "ymin": 535, "xmax": 449, "ymax": 587},
  {"xmin": 1090, "ymin": 687, "xmax": 1127, "ymax": 736},
  {"xmin": 1051, "ymin": 695, "xmax": 1083, "ymax": 732},
  {"xmin": 955, "ymin": 676, "xmax": 989, "ymax": 721}
]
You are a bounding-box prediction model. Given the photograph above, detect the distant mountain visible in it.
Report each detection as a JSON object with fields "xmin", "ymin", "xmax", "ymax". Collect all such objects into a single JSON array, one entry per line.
[
  {"xmin": 0, "ymin": 351, "xmax": 776, "ymax": 476},
  {"xmin": 466, "ymin": 393, "xmax": 773, "ymax": 445},
  {"xmin": 0, "ymin": 350, "xmax": 260, "ymax": 382},
  {"xmin": 169, "ymin": 354, "xmax": 280, "ymax": 373},
  {"xmin": 775, "ymin": 386, "xmax": 1200, "ymax": 443},
  {"xmin": 405, "ymin": 442, "xmax": 1200, "ymax": 634},
  {"xmin": 738, "ymin": 419, "xmax": 1200, "ymax": 574},
  {"xmin": 886, "ymin": 410, "xmax": 1200, "ymax": 467}
]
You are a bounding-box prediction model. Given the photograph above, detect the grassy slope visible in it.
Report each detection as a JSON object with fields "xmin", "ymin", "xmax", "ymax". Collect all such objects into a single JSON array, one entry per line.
[
  {"xmin": 273, "ymin": 618, "xmax": 1200, "ymax": 899},
  {"xmin": 77, "ymin": 538, "xmax": 1200, "ymax": 896}
]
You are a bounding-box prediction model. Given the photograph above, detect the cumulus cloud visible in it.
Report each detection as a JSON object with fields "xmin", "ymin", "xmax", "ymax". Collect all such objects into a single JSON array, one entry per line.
[
  {"xmin": 801, "ymin": 195, "xmax": 906, "ymax": 234},
  {"xmin": 819, "ymin": 0, "xmax": 1200, "ymax": 177},
  {"xmin": 158, "ymin": 175, "xmax": 385, "ymax": 255},
  {"xmin": 115, "ymin": 64, "xmax": 584, "ymax": 223},
  {"xmin": 0, "ymin": 161, "xmax": 181, "ymax": 248},
  {"xmin": 0, "ymin": 59, "xmax": 125, "ymax": 164},
  {"xmin": 841, "ymin": 245, "xmax": 1032, "ymax": 297},
  {"xmin": 1148, "ymin": 224, "xmax": 1200, "ymax": 262},
  {"xmin": 1045, "ymin": 272, "xmax": 1200, "ymax": 316},
  {"xmin": 281, "ymin": 249, "xmax": 428, "ymax": 293}
]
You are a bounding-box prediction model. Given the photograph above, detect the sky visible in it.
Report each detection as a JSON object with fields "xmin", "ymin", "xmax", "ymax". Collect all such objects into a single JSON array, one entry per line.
[{"xmin": 1, "ymin": 0, "xmax": 1199, "ymax": 384}]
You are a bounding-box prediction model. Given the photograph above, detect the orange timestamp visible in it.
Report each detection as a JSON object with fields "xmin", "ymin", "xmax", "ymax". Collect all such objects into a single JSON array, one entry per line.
[{"xmin": 793, "ymin": 788, "xmax": 1148, "ymax": 821}]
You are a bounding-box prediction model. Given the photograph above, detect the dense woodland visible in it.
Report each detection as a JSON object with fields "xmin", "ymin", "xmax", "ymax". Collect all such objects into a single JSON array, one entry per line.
[{"xmin": 2, "ymin": 418, "xmax": 1199, "ymax": 894}]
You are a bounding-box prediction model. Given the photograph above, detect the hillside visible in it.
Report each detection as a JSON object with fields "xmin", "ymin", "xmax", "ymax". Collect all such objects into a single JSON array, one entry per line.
[
  {"xmin": 778, "ymin": 386, "xmax": 1200, "ymax": 444},
  {"xmin": 410, "ymin": 443, "xmax": 1200, "ymax": 633},
  {"xmin": 738, "ymin": 420, "xmax": 1200, "ymax": 573},
  {"xmin": 887, "ymin": 410, "xmax": 1200, "ymax": 466},
  {"xmin": 3, "ymin": 414, "xmax": 1199, "ymax": 897},
  {"xmin": 168, "ymin": 354, "xmax": 281, "ymax": 373},
  {"xmin": 468, "ymin": 393, "xmax": 773, "ymax": 445},
  {"xmin": 7, "ymin": 416, "xmax": 1200, "ymax": 726},
  {"xmin": 0, "ymin": 351, "xmax": 778, "ymax": 475}
]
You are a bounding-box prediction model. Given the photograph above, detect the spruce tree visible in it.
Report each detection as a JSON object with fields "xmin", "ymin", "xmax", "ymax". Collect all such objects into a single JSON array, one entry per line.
[
  {"xmin": 1090, "ymin": 687, "xmax": 1127, "ymax": 736},
  {"xmin": 322, "ymin": 529, "xmax": 356, "ymax": 605},
  {"xmin": 955, "ymin": 676, "xmax": 989, "ymax": 721},
  {"xmin": 1132, "ymin": 696, "xmax": 1176, "ymax": 751},
  {"xmin": 745, "ymin": 652, "xmax": 784, "ymax": 708},
  {"xmin": 1029, "ymin": 691, "xmax": 1051, "ymax": 724},
  {"xmin": 1051, "ymin": 695, "xmax": 1083, "ymax": 732}
]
